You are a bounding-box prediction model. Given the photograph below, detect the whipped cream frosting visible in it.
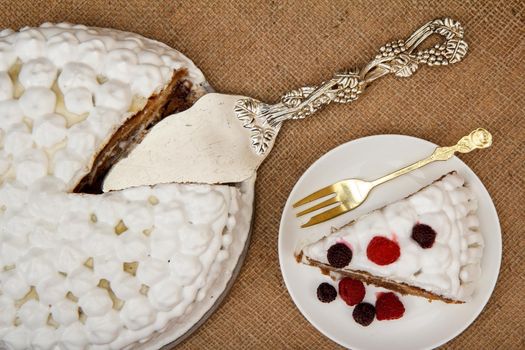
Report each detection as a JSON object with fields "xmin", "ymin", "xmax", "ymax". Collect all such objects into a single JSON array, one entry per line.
[
  {"xmin": 300, "ymin": 173, "xmax": 483, "ymax": 302},
  {"xmin": 0, "ymin": 22, "xmax": 205, "ymax": 190},
  {"xmin": 0, "ymin": 23, "xmax": 249, "ymax": 350},
  {"xmin": 0, "ymin": 179, "xmax": 242, "ymax": 350}
]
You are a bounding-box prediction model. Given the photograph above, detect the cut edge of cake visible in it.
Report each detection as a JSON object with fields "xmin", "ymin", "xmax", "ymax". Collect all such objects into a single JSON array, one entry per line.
[
  {"xmin": 296, "ymin": 171, "xmax": 483, "ymax": 304},
  {"xmin": 296, "ymin": 253, "xmax": 462, "ymax": 304},
  {"xmin": 74, "ymin": 68, "xmax": 205, "ymax": 194}
]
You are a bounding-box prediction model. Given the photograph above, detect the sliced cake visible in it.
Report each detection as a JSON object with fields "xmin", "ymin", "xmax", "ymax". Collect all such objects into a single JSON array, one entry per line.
[
  {"xmin": 0, "ymin": 23, "xmax": 253, "ymax": 350},
  {"xmin": 297, "ymin": 172, "xmax": 483, "ymax": 303}
]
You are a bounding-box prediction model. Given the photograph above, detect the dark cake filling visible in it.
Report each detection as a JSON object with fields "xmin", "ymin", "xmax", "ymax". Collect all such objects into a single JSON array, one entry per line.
[{"xmin": 73, "ymin": 69, "xmax": 199, "ymax": 194}]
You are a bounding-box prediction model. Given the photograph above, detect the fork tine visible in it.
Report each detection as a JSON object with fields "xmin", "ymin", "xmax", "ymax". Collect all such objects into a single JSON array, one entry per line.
[
  {"xmin": 295, "ymin": 196, "xmax": 340, "ymax": 217},
  {"xmin": 292, "ymin": 184, "xmax": 337, "ymax": 208},
  {"xmin": 301, "ymin": 204, "xmax": 348, "ymax": 228}
]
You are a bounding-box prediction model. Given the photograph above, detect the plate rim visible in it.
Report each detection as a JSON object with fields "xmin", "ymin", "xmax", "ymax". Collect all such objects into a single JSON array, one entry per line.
[{"xmin": 278, "ymin": 134, "xmax": 502, "ymax": 350}]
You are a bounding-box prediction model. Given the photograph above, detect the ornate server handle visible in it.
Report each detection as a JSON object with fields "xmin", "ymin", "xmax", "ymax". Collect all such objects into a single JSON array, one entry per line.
[{"xmin": 234, "ymin": 18, "xmax": 469, "ymax": 155}]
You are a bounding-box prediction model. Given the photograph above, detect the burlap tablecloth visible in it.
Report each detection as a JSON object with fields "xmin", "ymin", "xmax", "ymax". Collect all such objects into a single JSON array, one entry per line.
[{"xmin": 2, "ymin": 0, "xmax": 524, "ymax": 348}]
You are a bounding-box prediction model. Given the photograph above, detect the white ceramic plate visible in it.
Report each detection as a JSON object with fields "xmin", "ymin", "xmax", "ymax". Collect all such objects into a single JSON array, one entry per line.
[{"xmin": 278, "ymin": 135, "xmax": 501, "ymax": 350}]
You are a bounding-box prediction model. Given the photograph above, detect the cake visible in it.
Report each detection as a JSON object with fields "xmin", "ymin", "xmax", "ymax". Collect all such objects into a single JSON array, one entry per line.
[
  {"xmin": 297, "ymin": 172, "xmax": 484, "ymax": 303},
  {"xmin": 0, "ymin": 23, "xmax": 253, "ymax": 349}
]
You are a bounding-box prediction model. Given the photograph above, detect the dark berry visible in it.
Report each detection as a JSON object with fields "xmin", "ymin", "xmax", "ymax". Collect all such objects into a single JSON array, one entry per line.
[
  {"xmin": 338, "ymin": 278, "xmax": 365, "ymax": 306},
  {"xmin": 411, "ymin": 223, "xmax": 437, "ymax": 248},
  {"xmin": 352, "ymin": 302, "xmax": 376, "ymax": 326},
  {"xmin": 366, "ymin": 236, "xmax": 400, "ymax": 265},
  {"xmin": 327, "ymin": 243, "xmax": 352, "ymax": 268},
  {"xmin": 316, "ymin": 282, "xmax": 337, "ymax": 303},
  {"xmin": 375, "ymin": 292, "xmax": 405, "ymax": 320}
]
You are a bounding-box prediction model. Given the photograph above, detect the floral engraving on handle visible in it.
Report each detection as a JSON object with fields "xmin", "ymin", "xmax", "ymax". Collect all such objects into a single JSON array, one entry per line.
[{"xmin": 235, "ymin": 18, "xmax": 468, "ymax": 156}]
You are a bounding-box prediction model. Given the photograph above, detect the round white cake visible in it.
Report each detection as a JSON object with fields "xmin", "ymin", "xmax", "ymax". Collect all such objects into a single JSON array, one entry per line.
[{"xmin": 0, "ymin": 23, "xmax": 254, "ymax": 349}]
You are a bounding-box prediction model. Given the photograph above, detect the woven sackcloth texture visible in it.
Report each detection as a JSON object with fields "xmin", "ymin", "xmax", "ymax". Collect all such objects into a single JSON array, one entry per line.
[{"xmin": 1, "ymin": 0, "xmax": 524, "ymax": 349}]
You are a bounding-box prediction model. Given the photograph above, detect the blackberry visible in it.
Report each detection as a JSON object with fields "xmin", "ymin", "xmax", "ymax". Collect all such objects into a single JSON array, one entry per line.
[
  {"xmin": 352, "ymin": 302, "xmax": 376, "ymax": 326},
  {"xmin": 411, "ymin": 223, "xmax": 437, "ymax": 248},
  {"xmin": 316, "ymin": 282, "xmax": 337, "ymax": 303},
  {"xmin": 326, "ymin": 243, "xmax": 353, "ymax": 268}
]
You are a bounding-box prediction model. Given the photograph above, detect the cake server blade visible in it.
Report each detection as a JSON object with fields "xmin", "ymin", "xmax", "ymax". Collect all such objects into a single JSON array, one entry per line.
[
  {"xmin": 103, "ymin": 18, "xmax": 469, "ymax": 191},
  {"xmin": 103, "ymin": 93, "xmax": 267, "ymax": 190}
]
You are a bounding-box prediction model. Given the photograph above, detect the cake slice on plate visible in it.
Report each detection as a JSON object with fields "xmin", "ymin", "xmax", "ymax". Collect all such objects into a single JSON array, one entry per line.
[{"xmin": 296, "ymin": 172, "xmax": 483, "ymax": 303}]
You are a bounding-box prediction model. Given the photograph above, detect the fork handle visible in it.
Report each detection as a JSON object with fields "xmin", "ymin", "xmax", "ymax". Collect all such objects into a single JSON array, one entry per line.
[
  {"xmin": 371, "ymin": 128, "xmax": 492, "ymax": 187},
  {"xmin": 234, "ymin": 18, "xmax": 468, "ymax": 155}
]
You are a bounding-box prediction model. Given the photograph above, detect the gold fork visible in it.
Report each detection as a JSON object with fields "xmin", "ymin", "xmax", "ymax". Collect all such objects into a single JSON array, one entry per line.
[{"xmin": 293, "ymin": 128, "xmax": 492, "ymax": 228}]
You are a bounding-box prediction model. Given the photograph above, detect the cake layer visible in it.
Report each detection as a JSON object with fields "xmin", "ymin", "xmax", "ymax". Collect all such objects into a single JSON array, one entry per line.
[
  {"xmin": 74, "ymin": 68, "xmax": 197, "ymax": 194},
  {"xmin": 298, "ymin": 173, "xmax": 483, "ymax": 302}
]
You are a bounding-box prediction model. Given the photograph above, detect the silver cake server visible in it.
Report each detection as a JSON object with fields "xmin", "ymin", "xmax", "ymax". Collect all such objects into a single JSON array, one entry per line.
[{"xmin": 103, "ymin": 18, "xmax": 468, "ymax": 191}]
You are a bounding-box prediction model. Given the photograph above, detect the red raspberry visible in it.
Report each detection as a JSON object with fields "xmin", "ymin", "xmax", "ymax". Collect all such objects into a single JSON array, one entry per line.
[
  {"xmin": 338, "ymin": 278, "xmax": 365, "ymax": 306},
  {"xmin": 366, "ymin": 236, "xmax": 400, "ymax": 265},
  {"xmin": 375, "ymin": 292, "xmax": 405, "ymax": 320}
]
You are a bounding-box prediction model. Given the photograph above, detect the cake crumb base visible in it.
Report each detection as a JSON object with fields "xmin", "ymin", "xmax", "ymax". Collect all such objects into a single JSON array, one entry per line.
[{"xmin": 300, "ymin": 255, "xmax": 463, "ymax": 304}]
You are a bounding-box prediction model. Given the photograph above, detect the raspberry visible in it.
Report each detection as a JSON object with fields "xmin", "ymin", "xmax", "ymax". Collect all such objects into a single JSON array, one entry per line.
[
  {"xmin": 375, "ymin": 292, "xmax": 405, "ymax": 320},
  {"xmin": 352, "ymin": 302, "xmax": 376, "ymax": 326},
  {"xmin": 366, "ymin": 236, "xmax": 400, "ymax": 265},
  {"xmin": 327, "ymin": 243, "xmax": 352, "ymax": 268},
  {"xmin": 411, "ymin": 223, "xmax": 437, "ymax": 248},
  {"xmin": 338, "ymin": 278, "xmax": 365, "ymax": 306},
  {"xmin": 316, "ymin": 282, "xmax": 337, "ymax": 303}
]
